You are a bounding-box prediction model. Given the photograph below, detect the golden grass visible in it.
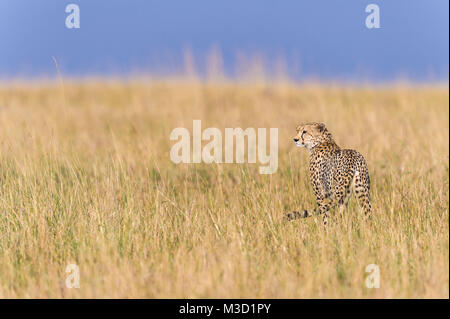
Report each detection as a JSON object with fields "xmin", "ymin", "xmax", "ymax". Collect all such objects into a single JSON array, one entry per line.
[{"xmin": 0, "ymin": 80, "xmax": 448, "ymax": 298}]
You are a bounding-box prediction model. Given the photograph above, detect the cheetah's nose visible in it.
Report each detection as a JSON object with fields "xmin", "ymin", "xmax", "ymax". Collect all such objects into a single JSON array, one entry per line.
[{"xmin": 293, "ymin": 138, "xmax": 299, "ymax": 142}]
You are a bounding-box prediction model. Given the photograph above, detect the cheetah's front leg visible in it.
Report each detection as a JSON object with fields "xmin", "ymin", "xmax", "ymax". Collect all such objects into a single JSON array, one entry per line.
[
  {"xmin": 316, "ymin": 196, "xmax": 332, "ymax": 226},
  {"xmin": 334, "ymin": 172, "xmax": 354, "ymax": 216}
]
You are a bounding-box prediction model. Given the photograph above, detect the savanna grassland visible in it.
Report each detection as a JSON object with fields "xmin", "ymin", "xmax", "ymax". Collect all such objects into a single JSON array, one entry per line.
[{"xmin": 0, "ymin": 80, "xmax": 448, "ymax": 298}]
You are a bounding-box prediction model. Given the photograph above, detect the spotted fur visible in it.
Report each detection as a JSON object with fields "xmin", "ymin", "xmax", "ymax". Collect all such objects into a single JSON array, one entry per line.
[{"xmin": 285, "ymin": 122, "xmax": 372, "ymax": 226}]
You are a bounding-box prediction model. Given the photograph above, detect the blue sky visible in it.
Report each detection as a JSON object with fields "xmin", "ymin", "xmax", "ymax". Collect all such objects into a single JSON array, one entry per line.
[{"xmin": 0, "ymin": 0, "xmax": 448, "ymax": 82}]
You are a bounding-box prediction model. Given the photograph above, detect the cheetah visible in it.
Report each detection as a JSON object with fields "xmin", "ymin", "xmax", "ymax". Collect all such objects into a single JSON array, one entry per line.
[{"xmin": 285, "ymin": 122, "xmax": 372, "ymax": 226}]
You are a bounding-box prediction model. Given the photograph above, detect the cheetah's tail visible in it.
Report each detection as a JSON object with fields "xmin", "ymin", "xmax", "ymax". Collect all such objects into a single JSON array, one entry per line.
[{"xmin": 284, "ymin": 208, "xmax": 321, "ymax": 221}]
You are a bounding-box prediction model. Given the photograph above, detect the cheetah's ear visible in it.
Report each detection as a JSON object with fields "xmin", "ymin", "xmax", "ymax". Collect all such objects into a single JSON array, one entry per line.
[{"xmin": 317, "ymin": 123, "xmax": 326, "ymax": 132}]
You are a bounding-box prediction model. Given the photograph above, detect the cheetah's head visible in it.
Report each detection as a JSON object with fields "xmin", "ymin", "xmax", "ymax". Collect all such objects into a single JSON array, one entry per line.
[{"xmin": 293, "ymin": 122, "xmax": 333, "ymax": 150}]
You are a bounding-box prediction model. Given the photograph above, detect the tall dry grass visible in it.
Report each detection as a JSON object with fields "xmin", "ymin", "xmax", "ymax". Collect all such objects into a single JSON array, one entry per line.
[{"xmin": 0, "ymin": 80, "xmax": 448, "ymax": 298}]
